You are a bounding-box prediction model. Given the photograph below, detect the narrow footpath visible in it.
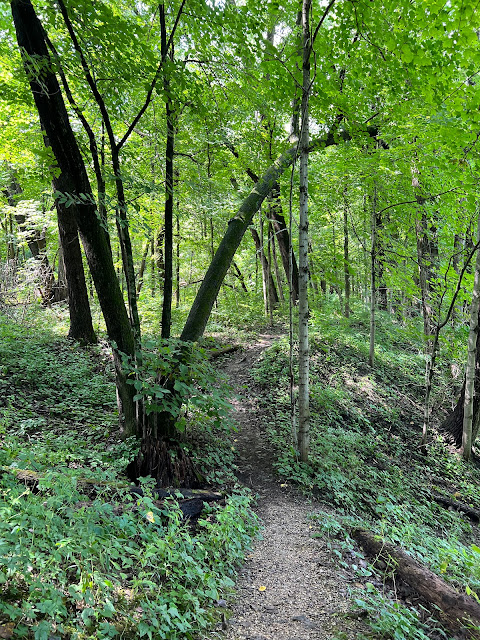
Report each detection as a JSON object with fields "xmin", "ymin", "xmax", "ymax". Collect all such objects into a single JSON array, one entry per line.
[{"xmin": 209, "ymin": 331, "xmax": 366, "ymax": 640}]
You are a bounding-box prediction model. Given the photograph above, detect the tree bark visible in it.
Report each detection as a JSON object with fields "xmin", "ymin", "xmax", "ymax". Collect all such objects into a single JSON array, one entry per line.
[
  {"xmin": 11, "ymin": 0, "xmax": 136, "ymax": 433},
  {"xmin": 136, "ymin": 241, "xmax": 150, "ymax": 295},
  {"xmin": 351, "ymin": 528, "xmax": 480, "ymax": 639},
  {"xmin": 160, "ymin": 4, "xmax": 175, "ymax": 340},
  {"xmin": 369, "ymin": 188, "xmax": 377, "ymax": 367},
  {"xmin": 343, "ymin": 186, "xmax": 350, "ymax": 317},
  {"xmin": 266, "ymin": 184, "xmax": 299, "ymax": 301},
  {"xmin": 251, "ymin": 226, "xmax": 278, "ymax": 313},
  {"xmin": 54, "ymin": 193, "xmax": 97, "ymax": 344},
  {"xmin": 297, "ymin": 0, "xmax": 311, "ymax": 463},
  {"xmin": 270, "ymin": 221, "xmax": 284, "ymax": 301},
  {"xmin": 462, "ymin": 207, "xmax": 480, "ymax": 460}
]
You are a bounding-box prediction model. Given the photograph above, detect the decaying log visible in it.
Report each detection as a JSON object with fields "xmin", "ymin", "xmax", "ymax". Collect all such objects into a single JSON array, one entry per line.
[
  {"xmin": 351, "ymin": 528, "xmax": 480, "ymax": 639},
  {"xmin": 432, "ymin": 493, "xmax": 480, "ymax": 523},
  {"xmin": 0, "ymin": 466, "xmax": 223, "ymax": 519}
]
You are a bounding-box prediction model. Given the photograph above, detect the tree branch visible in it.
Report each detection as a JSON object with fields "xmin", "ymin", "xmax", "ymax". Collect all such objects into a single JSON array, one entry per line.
[{"xmin": 117, "ymin": 0, "xmax": 187, "ymax": 151}]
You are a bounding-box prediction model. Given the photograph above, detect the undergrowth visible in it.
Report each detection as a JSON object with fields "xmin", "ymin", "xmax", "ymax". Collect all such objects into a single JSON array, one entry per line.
[
  {"xmin": 0, "ymin": 313, "xmax": 258, "ymax": 639},
  {"xmin": 253, "ymin": 303, "xmax": 480, "ymax": 639}
]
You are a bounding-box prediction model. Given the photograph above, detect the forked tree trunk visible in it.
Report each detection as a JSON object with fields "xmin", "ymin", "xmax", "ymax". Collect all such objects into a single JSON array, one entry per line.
[{"xmin": 11, "ymin": 0, "xmax": 136, "ymax": 433}]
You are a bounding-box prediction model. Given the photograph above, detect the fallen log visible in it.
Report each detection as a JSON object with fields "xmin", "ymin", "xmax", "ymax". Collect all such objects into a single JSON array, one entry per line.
[
  {"xmin": 432, "ymin": 493, "xmax": 480, "ymax": 523},
  {"xmin": 0, "ymin": 466, "xmax": 223, "ymax": 519},
  {"xmin": 351, "ymin": 528, "xmax": 480, "ymax": 639},
  {"xmin": 208, "ymin": 345, "xmax": 239, "ymax": 359}
]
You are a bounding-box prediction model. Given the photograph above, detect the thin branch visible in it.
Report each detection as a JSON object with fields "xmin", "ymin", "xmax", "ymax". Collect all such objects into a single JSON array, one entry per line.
[
  {"xmin": 437, "ymin": 236, "xmax": 480, "ymax": 332},
  {"xmin": 310, "ymin": 0, "xmax": 336, "ymax": 51},
  {"xmin": 118, "ymin": 0, "xmax": 188, "ymax": 151},
  {"xmin": 55, "ymin": 0, "xmax": 116, "ymax": 151},
  {"xmin": 376, "ymin": 188, "xmax": 460, "ymax": 217}
]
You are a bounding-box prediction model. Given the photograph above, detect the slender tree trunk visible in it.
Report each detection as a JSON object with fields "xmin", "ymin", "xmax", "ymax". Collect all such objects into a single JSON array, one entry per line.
[
  {"xmin": 270, "ymin": 221, "xmax": 284, "ymax": 301},
  {"xmin": 136, "ymin": 241, "xmax": 150, "ymax": 295},
  {"xmin": 251, "ymin": 226, "xmax": 278, "ymax": 313},
  {"xmin": 150, "ymin": 235, "xmax": 156, "ymax": 296},
  {"xmin": 259, "ymin": 217, "xmax": 269, "ymax": 316},
  {"xmin": 343, "ymin": 187, "xmax": 350, "ymax": 318},
  {"xmin": 267, "ymin": 186, "xmax": 299, "ymax": 301},
  {"xmin": 54, "ymin": 193, "xmax": 97, "ymax": 344},
  {"xmin": 376, "ymin": 208, "xmax": 388, "ymax": 311},
  {"xmin": 369, "ymin": 188, "xmax": 377, "ymax": 367},
  {"xmin": 297, "ymin": 0, "xmax": 311, "ymax": 463},
  {"xmin": 463, "ymin": 208, "xmax": 480, "ymax": 460},
  {"xmin": 160, "ymin": 5, "xmax": 174, "ymax": 339},
  {"xmin": 175, "ymin": 213, "xmax": 181, "ymax": 307}
]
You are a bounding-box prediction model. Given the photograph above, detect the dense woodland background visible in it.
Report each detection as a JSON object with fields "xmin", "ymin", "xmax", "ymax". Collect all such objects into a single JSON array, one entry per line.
[{"xmin": 2, "ymin": 0, "xmax": 480, "ymax": 639}]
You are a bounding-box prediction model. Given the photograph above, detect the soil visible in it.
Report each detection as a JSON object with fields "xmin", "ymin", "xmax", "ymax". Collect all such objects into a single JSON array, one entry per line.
[{"xmin": 206, "ymin": 329, "xmax": 368, "ymax": 640}]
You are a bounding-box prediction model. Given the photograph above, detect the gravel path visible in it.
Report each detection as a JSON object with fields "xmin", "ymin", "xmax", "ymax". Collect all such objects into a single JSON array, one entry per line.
[{"xmin": 207, "ymin": 331, "xmax": 366, "ymax": 640}]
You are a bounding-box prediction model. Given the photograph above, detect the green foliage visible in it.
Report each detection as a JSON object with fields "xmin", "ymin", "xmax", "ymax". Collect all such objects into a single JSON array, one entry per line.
[
  {"xmin": 121, "ymin": 337, "xmax": 233, "ymax": 434},
  {"xmin": 0, "ymin": 471, "xmax": 257, "ymax": 639},
  {"xmin": 353, "ymin": 592, "xmax": 446, "ymax": 640},
  {"xmin": 0, "ymin": 314, "xmax": 258, "ymax": 638},
  {"xmin": 253, "ymin": 304, "xmax": 480, "ymax": 636}
]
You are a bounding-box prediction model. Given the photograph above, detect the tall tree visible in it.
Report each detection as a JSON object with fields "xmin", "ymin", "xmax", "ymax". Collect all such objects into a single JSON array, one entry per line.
[{"xmin": 297, "ymin": 0, "xmax": 312, "ymax": 462}]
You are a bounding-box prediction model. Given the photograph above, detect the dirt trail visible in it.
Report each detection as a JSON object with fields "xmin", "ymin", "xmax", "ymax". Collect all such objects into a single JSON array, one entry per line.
[{"xmin": 209, "ymin": 330, "xmax": 366, "ymax": 640}]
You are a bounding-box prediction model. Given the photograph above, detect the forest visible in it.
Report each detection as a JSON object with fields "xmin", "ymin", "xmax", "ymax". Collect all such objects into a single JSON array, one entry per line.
[{"xmin": 2, "ymin": 0, "xmax": 480, "ymax": 638}]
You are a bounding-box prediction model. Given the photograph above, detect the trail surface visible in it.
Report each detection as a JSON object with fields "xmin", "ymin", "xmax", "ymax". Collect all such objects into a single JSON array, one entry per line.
[{"xmin": 209, "ymin": 330, "xmax": 366, "ymax": 640}]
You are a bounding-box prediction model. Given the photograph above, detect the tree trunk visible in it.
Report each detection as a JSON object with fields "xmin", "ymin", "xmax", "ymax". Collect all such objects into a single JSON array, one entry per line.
[
  {"xmin": 297, "ymin": 0, "xmax": 311, "ymax": 463},
  {"xmin": 270, "ymin": 221, "xmax": 284, "ymax": 301},
  {"xmin": 266, "ymin": 185, "xmax": 299, "ymax": 301},
  {"xmin": 175, "ymin": 213, "xmax": 181, "ymax": 307},
  {"xmin": 258, "ymin": 217, "xmax": 268, "ymax": 316},
  {"xmin": 11, "ymin": 0, "xmax": 136, "ymax": 434},
  {"xmin": 369, "ymin": 188, "xmax": 377, "ymax": 367},
  {"xmin": 54, "ymin": 192, "xmax": 97, "ymax": 344},
  {"xmin": 136, "ymin": 241, "xmax": 150, "ymax": 295},
  {"xmin": 250, "ymin": 226, "xmax": 278, "ymax": 313},
  {"xmin": 160, "ymin": 5, "xmax": 175, "ymax": 340},
  {"xmin": 376, "ymin": 207, "xmax": 388, "ymax": 311},
  {"xmin": 462, "ymin": 207, "xmax": 480, "ymax": 461},
  {"xmin": 352, "ymin": 528, "xmax": 480, "ymax": 639},
  {"xmin": 343, "ymin": 187, "xmax": 350, "ymax": 318}
]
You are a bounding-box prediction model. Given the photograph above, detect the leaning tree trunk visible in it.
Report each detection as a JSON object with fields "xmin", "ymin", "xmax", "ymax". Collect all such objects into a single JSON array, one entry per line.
[
  {"xmin": 11, "ymin": 0, "xmax": 136, "ymax": 435},
  {"xmin": 352, "ymin": 528, "xmax": 480, "ymax": 639}
]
